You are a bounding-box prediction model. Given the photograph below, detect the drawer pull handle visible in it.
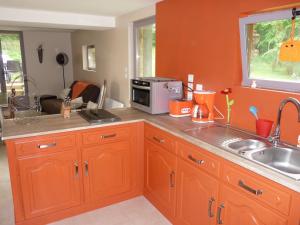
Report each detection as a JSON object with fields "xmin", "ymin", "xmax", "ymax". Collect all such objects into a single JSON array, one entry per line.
[
  {"xmin": 74, "ymin": 162, "xmax": 79, "ymax": 178},
  {"xmin": 169, "ymin": 171, "xmax": 175, "ymax": 188},
  {"xmin": 188, "ymin": 155, "xmax": 204, "ymax": 165},
  {"xmin": 217, "ymin": 203, "xmax": 224, "ymax": 224},
  {"xmin": 153, "ymin": 136, "xmax": 165, "ymax": 143},
  {"xmin": 238, "ymin": 180, "xmax": 263, "ymax": 196},
  {"xmin": 38, "ymin": 143, "xmax": 56, "ymax": 149},
  {"xmin": 84, "ymin": 161, "xmax": 89, "ymax": 176},
  {"xmin": 208, "ymin": 197, "xmax": 215, "ymax": 218},
  {"xmin": 100, "ymin": 134, "xmax": 116, "ymax": 139}
]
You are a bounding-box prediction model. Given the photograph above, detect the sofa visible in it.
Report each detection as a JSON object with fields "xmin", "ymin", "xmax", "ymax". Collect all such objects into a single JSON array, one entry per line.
[{"xmin": 40, "ymin": 81, "xmax": 100, "ymax": 114}]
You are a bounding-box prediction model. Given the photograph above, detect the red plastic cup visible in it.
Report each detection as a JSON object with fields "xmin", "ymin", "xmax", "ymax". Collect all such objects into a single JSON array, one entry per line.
[{"xmin": 256, "ymin": 119, "xmax": 274, "ymax": 138}]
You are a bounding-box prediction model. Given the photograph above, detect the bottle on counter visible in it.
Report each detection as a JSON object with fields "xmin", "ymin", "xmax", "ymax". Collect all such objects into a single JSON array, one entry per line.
[{"xmin": 61, "ymin": 97, "xmax": 71, "ymax": 119}]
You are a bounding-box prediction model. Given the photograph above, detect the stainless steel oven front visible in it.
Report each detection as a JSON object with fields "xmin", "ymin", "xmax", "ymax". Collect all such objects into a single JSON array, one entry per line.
[{"xmin": 131, "ymin": 79, "xmax": 151, "ymax": 113}]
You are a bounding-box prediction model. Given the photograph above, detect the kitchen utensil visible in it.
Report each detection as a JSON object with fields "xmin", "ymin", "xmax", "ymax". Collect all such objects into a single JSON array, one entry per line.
[
  {"xmin": 249, "ymin": 106, "xmax": 258, "ymax": 120},
  {"xmin": 256, "ymin": 119, "xmax": 274, "ymax": 138}
]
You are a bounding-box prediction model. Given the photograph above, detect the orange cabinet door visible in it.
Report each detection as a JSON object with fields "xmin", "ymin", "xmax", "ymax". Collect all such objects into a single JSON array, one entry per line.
[
  {"xmin": 217, "ymin": 185, "xmax": 288, "ymax": 225},
  {"xmin": 82, "ymin": 140, "xmax": 132, "ymax": 202},
  {"xmin": 176, "ymin": 159, "xmax": 219, "ymax": 225},
  {"xmin": 18, "ymin": 149, "xmax": 81, "ymax": 219},
  {"xmin": 144, "ymin": 140, "xmax": 176, "ymax": 216}
]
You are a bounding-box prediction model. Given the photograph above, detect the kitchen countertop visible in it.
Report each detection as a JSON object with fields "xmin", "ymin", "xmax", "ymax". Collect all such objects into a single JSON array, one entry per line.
[{"xmin": 2, "ymin": 108, "xmax": 300, "ymax": 193}]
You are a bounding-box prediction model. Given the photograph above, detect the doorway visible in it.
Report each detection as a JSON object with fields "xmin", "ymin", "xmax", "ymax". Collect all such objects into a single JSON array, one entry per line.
[{"xmin": 0, "ymin": 32, "xmax": 27, "ymax": 104}]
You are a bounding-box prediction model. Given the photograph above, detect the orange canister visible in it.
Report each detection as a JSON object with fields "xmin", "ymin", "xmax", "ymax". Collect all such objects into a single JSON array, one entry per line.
[{"xmin": 169, "ymin": 99, "xmax": 193, "ymax": 117}]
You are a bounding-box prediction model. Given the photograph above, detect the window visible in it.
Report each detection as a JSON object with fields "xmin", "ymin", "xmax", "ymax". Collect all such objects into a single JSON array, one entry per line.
[
  {"xmin": 82, "ymin": 44, "xmax": 96, "ymax": 71},
  {"xmin": 0, "ymin": 31, "xmax": 27, "ymax": 96},
  {"xmin": 133, "ymin": 16, "xmax": 156, "ymax": 77},
  {"xmin": 240, "ymin": 9, "xmax": 300, "ymax": 92},
  {"xmin": 87, "ymin": 45, "xmax": 96, "ymax": 71}
]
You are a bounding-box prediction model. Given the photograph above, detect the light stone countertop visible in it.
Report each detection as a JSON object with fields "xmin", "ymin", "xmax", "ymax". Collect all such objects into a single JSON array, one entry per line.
[{"xmin": 2, "ymin": 107, "xmax": 300, "ymax": 193}]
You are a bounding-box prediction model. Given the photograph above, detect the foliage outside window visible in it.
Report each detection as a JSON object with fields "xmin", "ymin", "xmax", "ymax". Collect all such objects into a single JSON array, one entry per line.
[
  {"xmin": 240, "ymin": 9, "xmax": 300, "ymax": 92},
  {"xmin": 133, "ymin": 16, "xmax": 156, "ymax": 77}
]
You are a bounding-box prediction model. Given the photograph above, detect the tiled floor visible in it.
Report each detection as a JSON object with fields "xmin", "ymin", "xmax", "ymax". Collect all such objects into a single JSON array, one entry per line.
[
  {"xmin": 0, "ymin": 144, "xmax": 172, "ymax": 225},
  {"xmin": 49, "ymin": 197, "xmax": 172, "ymax": 225}
]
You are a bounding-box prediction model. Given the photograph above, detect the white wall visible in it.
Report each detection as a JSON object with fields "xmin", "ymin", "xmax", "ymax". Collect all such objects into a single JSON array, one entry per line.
[
  {"xmin": 23, "ymin": 30, "xmax": 74, "ymax": 96},
  {"xmin": 72, "ymin": 5, "xmax": 155, "ymax": 106}
]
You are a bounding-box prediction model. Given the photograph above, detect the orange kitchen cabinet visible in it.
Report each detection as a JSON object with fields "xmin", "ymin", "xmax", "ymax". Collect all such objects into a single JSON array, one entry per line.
[
  {"xmin": 18, "ymin": 149, "xmax": 81, "ymax": 219},
  {"xmin": 217, "ymin": 185, "xmax": 288, "ymax": 225},
  {"xmin": 176, "ymin": 158, "xmax": 219, "ymax": 225},
  {"xmin": 288, "ymin": 192, "xmax": 300, "ymax": 225},
  {"xmin": 144, "ymin": 139, "xmax": 177, "ymax": 218},
  {"xmin": 6, "ymin": 123, "xmax": 144, "ymax": 225},
  {"xmin": 82, "ymin": 140, "xmax": 132, "ymax": 202}
]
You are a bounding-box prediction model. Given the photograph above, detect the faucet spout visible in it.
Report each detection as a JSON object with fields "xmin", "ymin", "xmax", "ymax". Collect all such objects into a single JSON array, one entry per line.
[{"xmin": 271, "ymin": 97, "xmax": 300, "ymax": 146}]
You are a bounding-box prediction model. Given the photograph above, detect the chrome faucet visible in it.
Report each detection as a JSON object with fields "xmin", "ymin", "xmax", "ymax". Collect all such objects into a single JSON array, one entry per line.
[{"xmin": 269, "ymin": 97, "xmax": 300, "ymax": 146}]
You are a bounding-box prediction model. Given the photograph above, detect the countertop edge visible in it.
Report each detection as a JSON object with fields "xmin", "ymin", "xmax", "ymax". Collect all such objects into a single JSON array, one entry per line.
[
  {"xmin": 1, "ymin": 119, "xmax": 145, "ymax": 141},
  {"xmin": 2, "ymin": 112, "xmax": 300, "ymax": 193}
]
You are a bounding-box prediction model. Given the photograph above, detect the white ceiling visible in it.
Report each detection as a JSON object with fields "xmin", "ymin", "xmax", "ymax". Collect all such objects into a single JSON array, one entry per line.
[{"xmin": 0, "ymin": 0, "xmax": 160, "ymax": 17}]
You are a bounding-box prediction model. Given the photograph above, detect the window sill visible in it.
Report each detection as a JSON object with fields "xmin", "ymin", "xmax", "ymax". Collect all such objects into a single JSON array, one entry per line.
[
  {"xmin": 83, "ymin": 69, "xmax": 96, "ymax": 72},
  {"xmin": 239, "ymin": 85, "xmax": 300, "ymax": 96}
]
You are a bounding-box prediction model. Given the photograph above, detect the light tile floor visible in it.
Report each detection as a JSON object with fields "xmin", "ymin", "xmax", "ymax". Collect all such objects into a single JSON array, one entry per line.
[
  {"xmin": 0, "ymin": 144, "xmax": 172, "ymax": 225},
  {"xmin": 49, "ymin": 197, "xmax": 172, "ymax": 225}
]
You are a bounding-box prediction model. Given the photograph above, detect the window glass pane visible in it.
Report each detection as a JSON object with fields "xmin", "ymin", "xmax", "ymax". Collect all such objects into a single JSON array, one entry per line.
[
  {"xmin": 0, "ymin": 33, "xmax": 26, "ymax": 95},
  {"xmin": 136, "ymin": 23, "xmax": 156, "ymax": 77},
  {"xmin": 247, "ymin": 18, "xmax": 300, "ymax": 83},
  {"xmin": 87, "ymin": 45, "xmax": 96, "ymax": 71}
]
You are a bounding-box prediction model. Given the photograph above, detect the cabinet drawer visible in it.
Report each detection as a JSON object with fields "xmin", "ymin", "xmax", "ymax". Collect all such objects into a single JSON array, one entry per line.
[
  {"xmin": 82, "ymin": 126, "xmax": 130, "ymax": 146},
  {"xmin": 222, "ymin": 164, "xmax": 291, "ymax": 215},
  {"xmin": 15, "ymin": 134, "xmax": 76, "ymax": 157},
  {"xmin": 177, "ymin": 141, "xmax": 220, "ymax": 177},
  {"xmin": 145, "ymin": 124, "xmax": 176, "ymax": 154}
]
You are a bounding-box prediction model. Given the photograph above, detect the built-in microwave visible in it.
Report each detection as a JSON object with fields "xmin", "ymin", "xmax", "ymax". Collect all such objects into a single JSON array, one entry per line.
[{"xmin": 131, "ymin": 77, "xmax": 183, "ymax": 114}]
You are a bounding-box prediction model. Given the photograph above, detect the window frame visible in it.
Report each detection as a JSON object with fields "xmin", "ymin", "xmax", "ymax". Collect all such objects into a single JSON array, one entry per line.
[
  {"xmin": 239, "ymin": 9, "xmax": 300, "ymax": 92},
  {"xmin": 132, "ymin": 16, "xmax": 156, "ymax": 78}
]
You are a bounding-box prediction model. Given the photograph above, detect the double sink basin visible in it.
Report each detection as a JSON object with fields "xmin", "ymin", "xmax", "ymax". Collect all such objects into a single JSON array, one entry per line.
[{"xmin": 183, "ymin": 124, "xmax": 300, "ymax": 180}]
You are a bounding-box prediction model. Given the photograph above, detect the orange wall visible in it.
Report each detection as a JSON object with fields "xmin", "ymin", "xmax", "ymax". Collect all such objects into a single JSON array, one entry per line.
[{"xmin": 156, "ymin": 0, "xmax": 300, "ymax": 144}]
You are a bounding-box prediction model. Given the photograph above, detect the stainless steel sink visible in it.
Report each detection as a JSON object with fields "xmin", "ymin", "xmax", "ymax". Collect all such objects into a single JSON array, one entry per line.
[
  {"xmin": 226, "ymin": 139, "xmax": 267, "ymax": 152},
  {"xmin": 250, "ymin": 147, "xmax": 300, "ymax": 180},
  {"xmin": 183, "ymin": 122, "xmax": 300, "ymax": 180}
]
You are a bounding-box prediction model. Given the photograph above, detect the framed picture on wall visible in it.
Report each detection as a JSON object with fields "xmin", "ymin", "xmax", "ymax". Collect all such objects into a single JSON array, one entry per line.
[{"xmin": 87, "ymin": 45, "xmax": 96, "ymax": 71}]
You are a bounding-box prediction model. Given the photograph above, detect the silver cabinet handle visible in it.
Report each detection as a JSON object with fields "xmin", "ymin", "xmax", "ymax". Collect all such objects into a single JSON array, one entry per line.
[
  {"xmin": 38, "ymin": 143, "xmax": 56, "ymax": 149},
  {"xmin": 238, "ymin": 180, "xmax": 263, "ymax": 196},
  {"xmin": 188, "ymin": 155, "xmax": 204, "ymax": 165},
  {"xmin": 169, "ymin": 171, "xmax": 175, "ymax": 188},
  {"xmin": 217, "ymin": 203, "xmax": 224, "ymax": 224},
  {"xmin": 100, "ymin": 134, "xmax": 116, "ymax": 139},
  {"xmin": 153, "ymin": 136, "xmax": 165, "ymax": 143},
  {"xmin": 208, "ymin": 197, "xmax": 215, "ymax": 218},
  {"xmin": 74, "ymin": 162, "xmax": 79, "ymax": 178},
  {"xmin": 84, "ymin": 161, "xmax": 89, "ymax": 176}
]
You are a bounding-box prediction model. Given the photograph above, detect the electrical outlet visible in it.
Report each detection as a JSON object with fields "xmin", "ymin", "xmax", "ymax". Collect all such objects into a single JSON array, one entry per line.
[
  {"xmin": 188, "ymin": 83, "xmax": 193, "ymax": 89},
  {"xmin": 196, "ymin": 84, "xmax": 203, "ymax": 91},
  {"xmin": 188, "ymin": 74, "xmax": 194, "ymax": 83},
  {"xmin": 187, "ymin": 92, "xmax": 193, "ymax": 100}
]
